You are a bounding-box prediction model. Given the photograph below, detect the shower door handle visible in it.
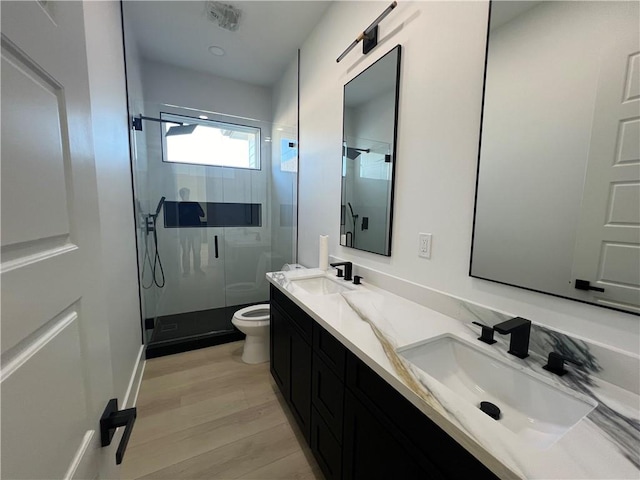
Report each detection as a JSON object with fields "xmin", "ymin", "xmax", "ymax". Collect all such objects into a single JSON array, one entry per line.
[{"xmin": 214, "ymin": 235, "xmax": 219, "ymax": 258}]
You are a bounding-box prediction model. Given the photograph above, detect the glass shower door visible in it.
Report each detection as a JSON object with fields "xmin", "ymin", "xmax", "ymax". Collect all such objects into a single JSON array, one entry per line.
[
  {"xmin": 221, "ymin": 168, "xmax": 271, "ymax": 308},
  {"xmin": 130, "ymin": 103, "xmax": 297, "ymax": 356}
]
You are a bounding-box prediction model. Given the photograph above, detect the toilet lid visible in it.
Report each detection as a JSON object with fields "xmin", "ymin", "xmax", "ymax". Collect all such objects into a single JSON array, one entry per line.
[{"xmin": 234, "ymin": 304, "xmax": 270, "ymax": 321}]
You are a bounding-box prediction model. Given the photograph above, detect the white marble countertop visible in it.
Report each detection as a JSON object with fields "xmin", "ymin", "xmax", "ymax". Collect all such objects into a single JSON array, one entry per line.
[{"xmin": 267, "ymin": 269, "xmax": 640, "ymax": 480}]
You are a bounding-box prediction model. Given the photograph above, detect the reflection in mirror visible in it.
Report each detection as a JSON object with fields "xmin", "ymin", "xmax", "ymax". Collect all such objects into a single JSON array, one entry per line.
[
  {"xmin": 471, "ymin": 1, "xmax": 640, "ymax": 314},
  {"xmin": 341, "ymin": 45, "xmax": 401, "ymax": 256}
]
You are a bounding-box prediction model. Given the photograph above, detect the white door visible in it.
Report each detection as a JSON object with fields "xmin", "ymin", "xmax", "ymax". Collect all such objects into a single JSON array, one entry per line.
[
  {"xmin": 1, "ymin": 1, "xmax": 117, "ymax": 478},
  {"xmin": 571, "ymin": 26, "xmax": 640, "ymax": 312}
]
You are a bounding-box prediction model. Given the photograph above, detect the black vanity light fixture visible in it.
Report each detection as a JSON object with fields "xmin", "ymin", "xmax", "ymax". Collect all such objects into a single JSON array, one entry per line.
[{"xmin": 336, "ymin": 1, "xmax": 397, "ymax": 63}]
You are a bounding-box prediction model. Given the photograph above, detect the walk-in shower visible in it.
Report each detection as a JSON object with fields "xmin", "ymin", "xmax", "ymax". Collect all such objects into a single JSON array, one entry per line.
[
  {"xmin": 121, "ymin": 0, "xmax": 310, "ymax": 357},
  {"xmin": 128, "ymin": 105, "xmax": 298, "ymax": 357}
]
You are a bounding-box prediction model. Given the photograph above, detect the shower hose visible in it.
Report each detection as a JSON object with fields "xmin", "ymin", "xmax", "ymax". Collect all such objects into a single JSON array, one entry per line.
[{"xmin": 142, "ymin": 197, "xmax": 166, "ymax": 289}]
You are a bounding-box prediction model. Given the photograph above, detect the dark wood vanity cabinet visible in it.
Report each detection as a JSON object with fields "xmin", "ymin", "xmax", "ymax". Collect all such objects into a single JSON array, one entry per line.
[
  {"xmin": 269, "ymin": 285, "xmax": 497, "ymax": 480},
  {"xmin": 270, "ymin": 304, "xmax": 291, "ymax": 398},
  {"xmin": 343, "ymin": 389, "xmax": 440, "ymax": 480},
  {"xmin": 269, "ymin": 288, "xmax": 312, "ymax": 442}
]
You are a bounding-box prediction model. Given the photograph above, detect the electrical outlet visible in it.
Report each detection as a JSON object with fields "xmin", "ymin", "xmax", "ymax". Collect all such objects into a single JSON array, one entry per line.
[{"xmin": 418, "ymin": 233, "xmax": 432, "ymax": 259}]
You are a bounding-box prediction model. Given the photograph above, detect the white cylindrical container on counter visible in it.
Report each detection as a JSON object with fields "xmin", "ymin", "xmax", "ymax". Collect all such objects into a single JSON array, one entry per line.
[{"xmin": 319, "ymin": 235, "xmax": 329, "ymax": 270}]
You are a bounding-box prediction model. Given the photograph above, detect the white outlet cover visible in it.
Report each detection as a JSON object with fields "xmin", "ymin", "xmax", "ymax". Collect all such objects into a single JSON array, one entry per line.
[{"xmin": 418, "ymin": 233, "xmax": 432, "ymax": 259}]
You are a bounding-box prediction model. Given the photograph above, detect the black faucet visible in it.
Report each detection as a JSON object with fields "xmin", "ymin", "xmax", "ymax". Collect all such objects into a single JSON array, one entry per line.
[
  {"xmin": 493, "ymin": 317, "xmax": 531, "ymax": 359},
  {"xmin": 330, "ymin": 261, "xmax": 353, "ymax": 281}
]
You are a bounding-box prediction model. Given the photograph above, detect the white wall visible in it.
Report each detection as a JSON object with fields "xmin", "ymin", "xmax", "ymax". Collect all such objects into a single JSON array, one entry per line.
[
  {"xmin": 141, "ymin": 59, "xmax": 272, "ymax": 122},
  {"xmin": 122, "ymin": 3, "xmax": 150, "ymax": 331},
  {"xmin": 298, "ymin": 1, "xmax": 639, "ymax": 354},
  {"xmin": 83, "ymin": 1, "xmax": 142, "ymax": 403}
]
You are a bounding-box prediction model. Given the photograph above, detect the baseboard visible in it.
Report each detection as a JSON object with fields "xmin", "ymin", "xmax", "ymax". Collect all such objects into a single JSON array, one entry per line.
[{"xmin": 122, "ymin": 345, "xmax": 145, "ymax": 408}]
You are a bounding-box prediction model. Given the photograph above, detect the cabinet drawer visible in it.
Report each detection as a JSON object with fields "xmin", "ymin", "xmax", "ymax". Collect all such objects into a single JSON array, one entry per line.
[
  {"xmin": 311, "ymin": 407, "xmax": 342, "ymax": 480},
  {"xmin": 271, "ymin": 285, "xmax": 312, "ymax": 341},
  {"xmin": 312, "ymin": 354, "xmax": 344, "ymax": 442},
  {"xmin": 313, "ymin": 322, "xmax": 346, "ymax": 380}
]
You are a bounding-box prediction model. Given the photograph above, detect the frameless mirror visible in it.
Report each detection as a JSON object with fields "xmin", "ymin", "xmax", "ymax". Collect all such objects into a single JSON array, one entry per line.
[
  {"xmin": 471, "ymin": 1, "xmax": 640, "ymax": 314},
  {"xmin": 341, "ymin": 45, "xmax": 401, "ymax": 256}
]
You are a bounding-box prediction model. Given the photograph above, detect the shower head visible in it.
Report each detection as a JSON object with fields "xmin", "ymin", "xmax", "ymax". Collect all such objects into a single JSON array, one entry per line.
[
  {"xmin": 166, "ymin": 124, "xmax": 197, "ymax": 137},
  {"xmin": 345, "ymin": 147, "xmax": 361, "ymax": 160},
  {"xmin": 345, "ymin": 146, "xmax": 370, "ymax": 160}
]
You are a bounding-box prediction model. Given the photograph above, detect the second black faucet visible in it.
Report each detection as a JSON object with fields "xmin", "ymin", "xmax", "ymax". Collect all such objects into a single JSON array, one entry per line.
[
  {"xmin": 493, "ymin": 317, "xmax": 531, "ymax": 359},
  {"xmin": 330, "ymin": 261, "xmax": 353, "ymax": 281}
]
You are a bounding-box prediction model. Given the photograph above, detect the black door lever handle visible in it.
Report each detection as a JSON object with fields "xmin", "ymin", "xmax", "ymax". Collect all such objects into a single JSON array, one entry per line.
[
  {"xmin": 574, "ymin": 279, "xmax": 605, "ymax": 293},
  {"xmin": 100, "ymin": 398, "xmax": 137, "ymax": 465}
]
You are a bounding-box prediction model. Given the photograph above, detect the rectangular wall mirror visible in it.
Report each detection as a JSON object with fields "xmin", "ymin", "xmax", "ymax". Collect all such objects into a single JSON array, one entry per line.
[
  {"xmin": 340, "ymin": 45, "xmax": 401, "ymax": 256},
  {"xmin": 471, "ymin": 1, "xmax": 640, "ymax": 314}
]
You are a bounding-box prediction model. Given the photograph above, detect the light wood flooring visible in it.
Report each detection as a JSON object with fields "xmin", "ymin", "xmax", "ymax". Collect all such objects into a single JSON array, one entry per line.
[{"xmin": 121, "ymin": 341, "xmax": 322, "ymax": 480}]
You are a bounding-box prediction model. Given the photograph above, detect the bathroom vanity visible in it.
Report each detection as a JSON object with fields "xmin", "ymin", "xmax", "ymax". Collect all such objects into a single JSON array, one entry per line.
[
  {"xmin": 268, "ymin": 269, "xmax": 640, "ymax": 480},
  {"xmin": 270, "ymin": 285, "xmax": 495, "ymax": 479}
]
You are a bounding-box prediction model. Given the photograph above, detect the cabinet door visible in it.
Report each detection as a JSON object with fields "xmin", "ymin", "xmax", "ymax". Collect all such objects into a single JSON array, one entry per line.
[
  {"xmin": 343, "ymin": 392, "xmax": 443, "ymax": 480},
  {"xmin": 311, "ymin": 407, "xmax": 342, "ymax": 480},
  {"xmin": 270, "ymin": 304, "xmax": 291, "ymax": 399},
  {"xmin": 289, "ymin": 327, "xmax": 312, "ymax": 442}
]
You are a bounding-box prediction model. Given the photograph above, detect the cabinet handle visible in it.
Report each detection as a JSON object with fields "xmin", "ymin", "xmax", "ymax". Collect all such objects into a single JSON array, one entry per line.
[
  {"xmin": 214, "ymin": 235, "xmax": 219, "ymax": 258},
  {"xmin": 100, "ymin": 398, "xmax": 137, "ymax": 465}
]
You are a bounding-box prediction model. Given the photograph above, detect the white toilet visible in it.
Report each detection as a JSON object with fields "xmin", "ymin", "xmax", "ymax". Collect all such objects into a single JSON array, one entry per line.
[{"xmin": 232, "ymin": 304, "xmax": 270, "ymax": 364}]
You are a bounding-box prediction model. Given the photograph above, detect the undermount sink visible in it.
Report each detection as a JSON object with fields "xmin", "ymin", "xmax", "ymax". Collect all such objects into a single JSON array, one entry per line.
[
  {"xmin": 291, "ymin": 276, "xmax": 353, "ymax": 295},
  {"xmin": 397, "ymin": 334, "xmax": 597, "ymax": 449}
]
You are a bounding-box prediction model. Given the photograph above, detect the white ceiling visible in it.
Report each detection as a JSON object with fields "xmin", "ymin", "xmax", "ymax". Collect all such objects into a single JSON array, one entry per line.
[
  {"xmin": 123, "ymin": 1, "xmax": 331, "ymax": 87},
  {"xmin": 490, "ymin": 1, "xmax": 540, "ymax": 30}
]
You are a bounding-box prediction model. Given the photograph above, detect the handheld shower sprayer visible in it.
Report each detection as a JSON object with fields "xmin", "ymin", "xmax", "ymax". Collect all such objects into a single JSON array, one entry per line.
[
  {"xmin": 142, "ymin": 196, "xmax": 166, "ymax": 289},
  {"xmin": 155, "ymin": 196, "xmax": 166, "ymax": 217},
  {"xmin": 347, "ymin": 202, "xmax": 360, "ymax": 226}
]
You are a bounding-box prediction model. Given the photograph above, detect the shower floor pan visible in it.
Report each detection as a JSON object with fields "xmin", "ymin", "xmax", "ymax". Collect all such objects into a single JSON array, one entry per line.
[{"xmin": 146, "ymin": 303, "xmax": 263, "ymax": 358}]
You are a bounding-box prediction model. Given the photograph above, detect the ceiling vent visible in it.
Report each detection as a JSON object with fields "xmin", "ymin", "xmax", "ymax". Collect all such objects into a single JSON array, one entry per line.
[{"xmin": 205, "ymin": 1, "xmax": 241, "ymax": 32}]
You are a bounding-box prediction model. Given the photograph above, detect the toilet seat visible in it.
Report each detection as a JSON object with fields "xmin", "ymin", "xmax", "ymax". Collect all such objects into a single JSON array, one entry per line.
[{"xmin": 232, "ymin": 304, "xmax": 270, "ymax": 327}]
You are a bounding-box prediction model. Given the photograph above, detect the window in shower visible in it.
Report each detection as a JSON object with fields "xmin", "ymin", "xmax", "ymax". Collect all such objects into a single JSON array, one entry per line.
[{"xmin": 161, "ymin": 113, "xmax": 261, "ymax": 169}]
